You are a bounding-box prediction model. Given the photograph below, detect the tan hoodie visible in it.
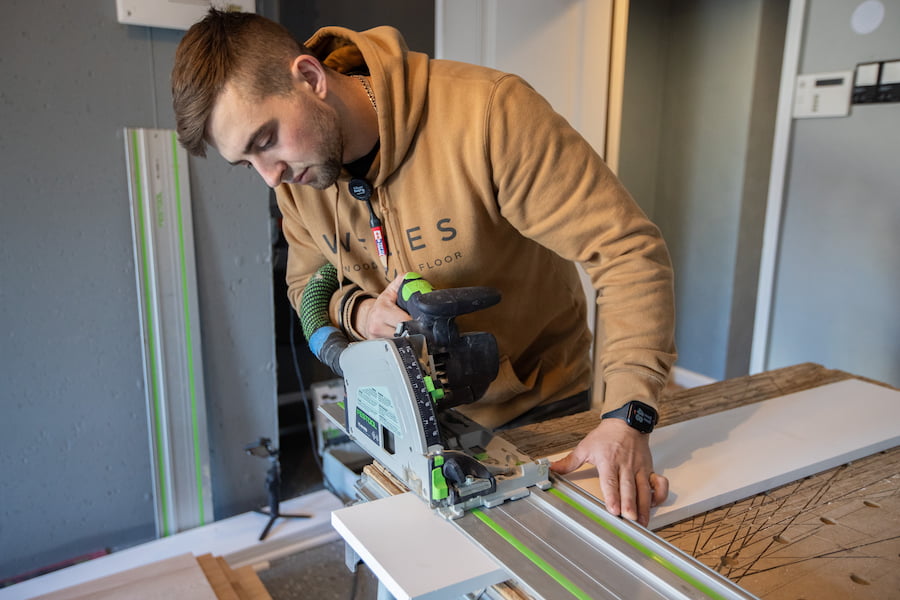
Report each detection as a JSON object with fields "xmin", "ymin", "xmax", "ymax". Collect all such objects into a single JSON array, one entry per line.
[{"xmin": 275, "ymin": 26, "xmax": 676, "ymax": 429}]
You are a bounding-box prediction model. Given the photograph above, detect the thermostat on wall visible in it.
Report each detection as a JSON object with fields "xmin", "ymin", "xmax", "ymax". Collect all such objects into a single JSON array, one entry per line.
[
  {"xmin": 793, "ymin": 71, "xmax": 853, "ymax": 118},
  {"xmin": 117, "ymin": 0, "xmax": 255, "ymax": 31}
]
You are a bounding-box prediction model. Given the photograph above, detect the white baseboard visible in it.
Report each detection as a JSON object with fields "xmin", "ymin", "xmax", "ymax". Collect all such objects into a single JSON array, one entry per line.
[{"xmin": 672, "ymin": 366, "xmax": 718, "ymax": 389}]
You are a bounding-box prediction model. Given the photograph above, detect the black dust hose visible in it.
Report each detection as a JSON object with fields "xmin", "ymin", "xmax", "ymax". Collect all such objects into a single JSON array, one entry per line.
[{"xmin": 299, "ymin": 263, "xmax": 348, "ymax": 376}]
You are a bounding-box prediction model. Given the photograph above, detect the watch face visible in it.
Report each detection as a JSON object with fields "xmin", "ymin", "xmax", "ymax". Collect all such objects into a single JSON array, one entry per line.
[
  {"xmin": 632, "ymin": 405, "xmax": 655, "ymax": 427},
  {"xmin": 627, "ymin": 402, "xmax": 657, "ymax": 433}
]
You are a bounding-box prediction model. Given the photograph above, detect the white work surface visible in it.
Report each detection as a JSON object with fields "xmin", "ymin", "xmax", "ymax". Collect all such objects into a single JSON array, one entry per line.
[
  {"xmin": 332, "ymin": 492, "xmax": 508, "ymax": 600},
  {"xmin": 551, "ymin": 379, "xmax": 900, "ymax": 530}
]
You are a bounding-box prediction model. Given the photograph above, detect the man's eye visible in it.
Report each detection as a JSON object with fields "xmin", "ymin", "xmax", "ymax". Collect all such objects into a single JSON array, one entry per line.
[{"xmin": 258, "ymin": 136, "xmax": 274, "ymax": 151}]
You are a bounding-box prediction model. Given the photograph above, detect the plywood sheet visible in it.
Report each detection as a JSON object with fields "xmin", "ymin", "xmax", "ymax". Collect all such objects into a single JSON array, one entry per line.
[
  {"xmin": 658, "ymin": 444, "xmax": 900, "ymax": 599},
  {"xmin": 332, "ymin": 492, "xmax": 508, "ymax": 600},
  {"xmin": 549, "ymin": 379, "xmax": 900, "ymax": 529}
]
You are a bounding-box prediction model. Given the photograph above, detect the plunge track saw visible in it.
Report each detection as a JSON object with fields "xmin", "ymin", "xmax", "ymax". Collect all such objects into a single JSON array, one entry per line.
[{"xmin": 302, "ymin": 267, "xmax": 550, "ymax": 519}]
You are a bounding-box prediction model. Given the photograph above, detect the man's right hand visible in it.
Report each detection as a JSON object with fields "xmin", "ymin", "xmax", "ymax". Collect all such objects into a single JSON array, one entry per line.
[{"xmin": 355, "ymin": 273, "xmax": 411, "ymax": 339}]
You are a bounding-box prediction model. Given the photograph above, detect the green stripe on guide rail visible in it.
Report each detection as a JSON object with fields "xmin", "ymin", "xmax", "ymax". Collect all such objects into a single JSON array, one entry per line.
[
  {"xmin": 547, "ymin": 488, "xmax": 730, "ymax": 600},
  {"xmin": 471, "ymin": 507, "xmax": 592, "ymax": 600}
]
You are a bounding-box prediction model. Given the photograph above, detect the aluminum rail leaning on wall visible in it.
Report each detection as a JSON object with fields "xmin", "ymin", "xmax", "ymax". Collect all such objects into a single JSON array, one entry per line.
[{"xmin": 124, "ymin": 127, "xmax": 214, "ymax": 536}]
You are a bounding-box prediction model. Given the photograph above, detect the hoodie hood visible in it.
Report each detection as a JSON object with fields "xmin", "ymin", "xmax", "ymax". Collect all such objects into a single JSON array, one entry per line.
[{"xmin": 305, "ymin": 26, "xmax": 430, "ymax": 187}]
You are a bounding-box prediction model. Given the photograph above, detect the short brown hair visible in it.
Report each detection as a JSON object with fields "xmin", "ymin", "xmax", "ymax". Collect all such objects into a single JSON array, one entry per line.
[{"xmin": 172, "ymin": 9, "xmax": 308, "ymax": 157}]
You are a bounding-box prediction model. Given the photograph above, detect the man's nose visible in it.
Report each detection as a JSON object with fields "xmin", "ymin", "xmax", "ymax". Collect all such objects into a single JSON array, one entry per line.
[{"xmin": 257, "ymin": 161, "xmax": 284, "ymax": 188}]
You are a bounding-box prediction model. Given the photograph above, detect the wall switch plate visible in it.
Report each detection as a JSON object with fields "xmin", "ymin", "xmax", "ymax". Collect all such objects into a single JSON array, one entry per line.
[{"xmin": 793, "ymin": 71, "xmax": 853, "ymax": 118}]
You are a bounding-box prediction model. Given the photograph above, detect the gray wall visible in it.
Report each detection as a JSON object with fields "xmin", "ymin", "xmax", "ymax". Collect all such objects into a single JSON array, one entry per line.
[
  {"xmin": 0, "ymin": 1, "xmax": 276, "ymax": 580},
  {"xmin": 767, "ymin": 0, "xmax": 899, "ymax": 387},
  {"xmin": 620, "ymin": 0, "xmax": 787, "ymax": 380},
  {"xmin": 281, "ymin": 0, "xmax": 434, "ymax": 54}
]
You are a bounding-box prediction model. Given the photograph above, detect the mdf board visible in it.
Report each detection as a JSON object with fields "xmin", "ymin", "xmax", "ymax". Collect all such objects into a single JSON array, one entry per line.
[
  {"xmin": 31, "ymin": 554, "xmax": 217, "ymax": 600},
  {"xmin": 332, "ymin": 492, "xmax": 508, "ymax": 599},
  {"xmin": 548, "ymin": 379, "xmax": 900, "ymax": 529}
]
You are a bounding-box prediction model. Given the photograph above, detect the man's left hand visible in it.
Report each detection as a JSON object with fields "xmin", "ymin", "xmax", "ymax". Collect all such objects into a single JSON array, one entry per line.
[{"xmin": 549, "ymin": 419, "xmax": 668, "ymax": 527}]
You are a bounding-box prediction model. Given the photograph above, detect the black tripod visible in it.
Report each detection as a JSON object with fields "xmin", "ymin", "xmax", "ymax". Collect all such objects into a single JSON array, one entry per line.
[{"xmin": 244, "ymin": 437, "xmax": 311, "ymax": 541}]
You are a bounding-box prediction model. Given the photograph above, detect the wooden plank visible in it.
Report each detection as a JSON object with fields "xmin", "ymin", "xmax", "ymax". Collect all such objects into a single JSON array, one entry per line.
[
  {"xmin": 331, "ymin": 492, "xmax": 508, "ymax": 600},
  {"xmin": 228, "ymin": 565, "xmax": 274, "ymax": 600},
  {"xmin": 196, "ymin": 554, "xmax": 240, "ymax": 600}
]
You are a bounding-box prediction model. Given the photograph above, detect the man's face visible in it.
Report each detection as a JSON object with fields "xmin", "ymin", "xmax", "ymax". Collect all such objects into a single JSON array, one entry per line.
[{"xmin": 207, "ymin": 80, "xmax": 343, "ymax": 190}]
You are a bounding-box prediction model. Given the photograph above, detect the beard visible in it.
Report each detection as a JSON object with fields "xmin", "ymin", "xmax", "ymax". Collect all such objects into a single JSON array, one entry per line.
[
  {"xmin": 305, "ymin": 160, "xmax": 342, "ymax": 190},
  {"xmin": 303, "ymin": 97, "xmax": 344, "ymax": 190}
]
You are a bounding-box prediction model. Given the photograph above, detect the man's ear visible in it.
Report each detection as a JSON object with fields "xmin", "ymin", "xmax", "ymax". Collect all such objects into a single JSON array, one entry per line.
[{"xmin": 291, "ymin": 55, "xmax": 328, "ymax": 99}]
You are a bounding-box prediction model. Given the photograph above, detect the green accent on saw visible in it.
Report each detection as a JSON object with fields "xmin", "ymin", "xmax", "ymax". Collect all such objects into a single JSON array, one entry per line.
[
  {"xmin": 431, "ymin": 467, "xmax": 449, "ymax": 501},
  {"xmin": 423, "ymin": 376, "xmax": 445, "ymax": 401},
  {"xmin": 300, "ymin": 263, "xmax": 339, "ymax": 341},
  {"xmin": 471, "ymin": 508, "xmax": 592, "ymax": 600},
  {"xmin": 400, "ymin": 272, "xmax": 432, "ymax": 301},
  {"xmin": 337, "ymin": 401, "xmax": 345, "ymax": 409},
  {"xmin": 171, "ymin": 131, "xmax": 206, "ymax": 527},
  {"xmin": 131, "ymin": 130, "xmax": 170, "ymax": 537},
  {"xmin": 356, "ymin": 408, "xmax": 376, "ymax": 428},
  {"xmin": 547, "ymin": 488, "xmax": 730, "ymax": 600}
]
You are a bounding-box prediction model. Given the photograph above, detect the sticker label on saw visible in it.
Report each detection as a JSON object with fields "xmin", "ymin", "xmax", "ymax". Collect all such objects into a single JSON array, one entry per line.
[
  {"xmin": 357, "ymin": 386, "xmax": 403, "ymax": 436},
  {"xmin": 355, "ymin": 408, "xmax": 379, "ymax": 445}
]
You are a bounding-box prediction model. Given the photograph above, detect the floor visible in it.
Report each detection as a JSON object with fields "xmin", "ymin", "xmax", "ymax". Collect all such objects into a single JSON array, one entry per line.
[{"xmin": 257, "ymin": 540, "xmax": 379, "ymax": 600}]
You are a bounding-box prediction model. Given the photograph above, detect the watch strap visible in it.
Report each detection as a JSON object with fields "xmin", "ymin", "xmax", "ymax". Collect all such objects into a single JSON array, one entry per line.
[{"xmin": 601, "ymin": 400, "xmax": 658, "ymax": 433}]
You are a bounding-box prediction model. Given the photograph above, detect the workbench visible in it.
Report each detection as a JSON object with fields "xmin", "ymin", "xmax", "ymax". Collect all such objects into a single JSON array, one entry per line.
[{"xmin": 499, "ymin": 363, "xmax": 900, "ymax": 600}]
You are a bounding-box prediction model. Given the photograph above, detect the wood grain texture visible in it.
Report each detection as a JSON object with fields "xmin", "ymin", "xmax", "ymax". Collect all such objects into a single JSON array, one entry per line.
[
  {"xmin": 196, "ymin": 554, "xmax": 240, "ymax": 600},
  {"xmin": 658, "ymin": 446, "xmax": 900, "ymax": 599}
]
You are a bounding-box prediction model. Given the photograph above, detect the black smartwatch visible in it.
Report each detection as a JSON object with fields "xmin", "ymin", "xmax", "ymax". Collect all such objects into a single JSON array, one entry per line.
[{"xmin": 601, "ymin": 400, "xmax": 658, "ymax": 434}]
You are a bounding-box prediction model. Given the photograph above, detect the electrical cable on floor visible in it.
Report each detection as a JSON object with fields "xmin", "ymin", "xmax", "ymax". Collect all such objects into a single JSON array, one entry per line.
[{"xmin": 289, "ymin": 305, "xmax": 324, "ymax": 474}]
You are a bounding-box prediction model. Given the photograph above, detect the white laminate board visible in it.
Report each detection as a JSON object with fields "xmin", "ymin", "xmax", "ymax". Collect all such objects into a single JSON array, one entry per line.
[
  {"xmin": 31, "ymin": 554, "xmax": 217, "ymax": 600},
  {"xmin": 549, "ymin": 379, "xmax": 900, "ymax": 530},
  {"xmin": 332, "ymin": 492, "xmax": 508, "ymax": 600}
]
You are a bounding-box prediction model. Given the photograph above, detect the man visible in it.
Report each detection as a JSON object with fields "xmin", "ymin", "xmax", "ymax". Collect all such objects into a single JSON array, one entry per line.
[{"xmin": 172, "ymin": 10, "xmax": 676, "ymax": 526}]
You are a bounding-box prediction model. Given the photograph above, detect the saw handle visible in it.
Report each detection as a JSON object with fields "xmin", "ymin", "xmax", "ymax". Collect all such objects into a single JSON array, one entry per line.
[{"xmin": 397, "ymin": 273, "xmax": 500, "ymax": 325}]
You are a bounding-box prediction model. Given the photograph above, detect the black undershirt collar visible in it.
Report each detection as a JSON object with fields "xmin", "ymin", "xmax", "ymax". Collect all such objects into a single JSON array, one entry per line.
[{"xmin": 343, "ymin": 140, "xmax": 380, "ymax": 179}]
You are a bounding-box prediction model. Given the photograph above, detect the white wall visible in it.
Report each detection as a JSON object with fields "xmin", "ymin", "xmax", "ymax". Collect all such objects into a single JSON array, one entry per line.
[{"xmin": 764, "ymin": 0, "xmax": 900, "ymax": 387}]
